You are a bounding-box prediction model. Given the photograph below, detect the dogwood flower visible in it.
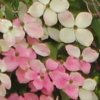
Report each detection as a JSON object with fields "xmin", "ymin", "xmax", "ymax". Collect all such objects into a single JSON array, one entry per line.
[
  {"xmin": 79, "ymin": 79, "xmax": 98, "ymax": 100},
  {"xmin": 3, "ymin": 45, "xmax": 36, "ymax": 71},
  {"xmin": 59, "ymin": 11, "xmax": 93, "ymax": 46},
  {"xmin": 28, "ymin": 0, "xmax": 69, "ymax": 26},
  {"xmin": 64, "ymin": 45, "xmax": 99, "ymax": 74},
  {"xmin": 25, "ymin": 59, "xmax": 54, "ymax": 95},
  {"xmin": 63, "ymin": 72, "xmax": 84, "ymax": 99},
  {"xmin": 0, "ymin": 19, "xmax": 25, "ymax": 47}
]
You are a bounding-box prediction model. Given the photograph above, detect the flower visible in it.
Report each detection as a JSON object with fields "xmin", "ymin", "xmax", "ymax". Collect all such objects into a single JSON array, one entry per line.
[
  {"xmin": 63, "ymin": 72, "xmax": 84, "ymax": 99},
  {"xmin": 25, "ymin": 59, "xmax": 54, "ymax": 95},
  {"xmin": 64, "ymin": 44, "xmax": 99, "ymax": 74},
  {"xmin": 28, "ymin": 0, "xmax": 69, "ymax": 26},
  {"xmin": 59, "ymin": 11, "xmax": 93, "ymax": 46},
  {"xmin": 3, "ymin": 45, "xmax": 36, "ymax": 71},
  {"xmin": 0, "ymin": 19, "xmax": 25, "ymax": 47},
  {"xmin": 79, "ymin": 79, "xmax": 98, "ymax": 100}
]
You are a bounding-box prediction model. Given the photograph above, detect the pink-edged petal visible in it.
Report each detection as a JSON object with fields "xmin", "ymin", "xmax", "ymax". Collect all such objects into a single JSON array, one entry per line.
[
  {"xmin": 28, "ymin": 82, "xmax": 38, "ymax": 92},
  {"xmin": 60, "ymin": 28, "xmax": 75, "ymax": 43},
  {"xmin": 75, "ymin": 12, "xmax": 93, "ymax": 28},
  {"xmin": 17, "ymin": 57, "xmax": 30, "ymax": 70},
  {"xmin": 32, "ymin": 43, "xmax": 50, "ymax": 56},
  {"xmin": 47, "ymin": 27, "xmax": 60, "ymax": 42},
  {"xmin": 64, "ymin": 56, "xmax": 80, "ymax": 71},
  {"xmin": 50, "ymin": 0, "xmax": 69, "ymax": 12},
  {"xmin": 80, "ymin": 60, "xmax": 91, "ymax": 74},
  {"xmin": 3, "ymin": 48, "xmax": 15, "ymax": 56},
  {"xmin": 24, "ymin": 21, "xmax": 44, "ymax": 38},
  {"xmin": 4, "ymin": 56, "xmax": 18, "ymax": 72},
  {"xmin": 0, "ymin": 19, "xmax": 12, "ymax": 33},
  {"xmin": 65, "ymin": 44, "xmax": 80, "ymax": 58},
  {"xmin": 58, "ymin": 10, "xmax": 74, "ymax": 27},
  {"xmin": 30, "ymin": 59, "xmax": 46, "ymax": 73},
  {"xmin": 23, "ymin": 14, "xmax": 44, "ymax": 38},
  {"xmin": 82, "ymin": 47, "xmax": 99, "ymax": 63},
  {"xmin": 75, "ymin": 29, "xmax": 94, "ymax": 46},
  {"xmin": 43, "ymin": 8, "xmax": 57, "ymax": 26},
  {"xmin": 27, "ymin": 36, "xmax": 39, "ymax": 45},
  {"xmin": 42, "ymin": 74, "xmax": 54, "ymax": 95},
  {"xmin": 16, "ymin": 68, "xmax": 30, "ymax": 83},
  {"xmin": 82, "ymin": 79, "xmax": 97, "ymax": 91},
  {"xmin": 24, "ymin": 93, "xmax": 39, "ymax": 100},
  {"xmin": 15, "ymin": 46, "xmax": 31, "ymax": 58},
  {"xmin": 33, "ymin": 77, "xmax": 44, "ymax": 90},
  {"xmin": 40, "ymin": 95, "xmax": 53, "ymax": 100},
  {"xmin": 28, "ymin": 2, "xmax": 46, "ymax": 17},
  {"xmin": 45, "ymin": 58, "xmax": 59, "ymax": 71},
  {"xmin": 8, "ymin": 93, "xmax": 19, "ymax": 100},
  {"xmin": 0, "ymin": 73, "xmax": 11, "ymax": 89},
  {"xmin": 39, "ymin": 0, "xmax": 50, "ymax": 5},
  {"xmin": 49, "ymin": 70, "xmax": 69, "ymax": 89},
  {"xmin": 63, "ymin": 84, "xmax": 79, "ymax": 99},
  {"xmin": 23, "ymin": 13, "xmax": 36, "ymax": 24},
  {"xmin": 0, "ymin": 85, "xmax": 6, "ymax": 96},
  {"xmin": 70, "ymin": 72, "xmax": 84, "ymax": 86},
  {"xmin": 25, "ymin": 69, "xmax": 38, "ymax": 81}
]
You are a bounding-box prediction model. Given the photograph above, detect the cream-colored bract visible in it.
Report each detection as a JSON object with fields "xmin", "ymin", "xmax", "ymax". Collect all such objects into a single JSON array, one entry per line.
[{"xmin": 59, "ymin": 11, "xmax": 93, "ymax": 46}]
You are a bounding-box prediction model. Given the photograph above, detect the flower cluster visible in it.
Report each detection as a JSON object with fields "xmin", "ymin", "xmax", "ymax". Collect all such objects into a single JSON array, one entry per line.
[{"xmin": 0, "ymin": 0, "xmax": 99, "ymax": 100}]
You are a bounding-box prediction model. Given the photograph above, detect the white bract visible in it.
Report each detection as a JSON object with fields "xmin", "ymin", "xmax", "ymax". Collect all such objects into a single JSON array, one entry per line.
[
  {"xmin": 79, "ymin": 79, "xmax": 98, "ymax": 100},
  {"xmin": 28, "ymin": 0, "xmax": 69, "ymax": 26},
  {"xmin": 59, "ymin": 11, "xmax": 93, "ymax": 46}
]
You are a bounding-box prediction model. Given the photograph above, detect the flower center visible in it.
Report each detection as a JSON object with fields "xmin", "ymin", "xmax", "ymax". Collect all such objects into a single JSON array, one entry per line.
[
  {"xmin": 69, "ymin": 80, "xmax": 73, "ymax": 84},
  {"xmin": 74, "ymin": 25, "xmax": 78, "ymax": 30},
  {"xmin": 9, "ymin": 26, "xmax": 13, "ymax": 30},
  {"xmin": 15, "ymin": 52, "xmax": 19, "ymax": 56}
]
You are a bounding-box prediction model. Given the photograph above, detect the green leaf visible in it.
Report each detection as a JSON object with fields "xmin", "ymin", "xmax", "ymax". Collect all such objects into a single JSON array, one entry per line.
[
  {"xmin": 91, "ymin": 18, "xmax": 100, "ymax": 47},
  {"xmin": 47, "ymin": 42, "xmax": 58, "ymax": 60},
  {"xmin": 60, "ymin": 91, "xmax": 70, "ymax": 100},
  {"xmin": 5, "ymin": 4, "xmax": 15, "ymax": 20}
]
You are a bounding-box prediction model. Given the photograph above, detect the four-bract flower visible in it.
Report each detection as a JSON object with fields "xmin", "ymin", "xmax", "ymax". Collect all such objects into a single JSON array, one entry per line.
[
  {"xmin": 59, "ymin": 11, "xmax": 93, "ymax": 46},
  {"xmin": 0, "ymin": 19, "xmax": 25, "ymax": 47},
  {"xmin": 28, "ymin": 0, "xmax": 69, "ymax": 26},
  {"xmin": 79, "ymin": 79, "xmax": 98, "ymax": 100},
  {"xmin": 64, "ymin": 44, "xmax": 99, "ymax": 74}
]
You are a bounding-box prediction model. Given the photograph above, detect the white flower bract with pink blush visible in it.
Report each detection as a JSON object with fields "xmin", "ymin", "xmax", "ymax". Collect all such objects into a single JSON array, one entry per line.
[{"xmin": 59, "ymin": 11, "xmax": 93, "ymax": 46}]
